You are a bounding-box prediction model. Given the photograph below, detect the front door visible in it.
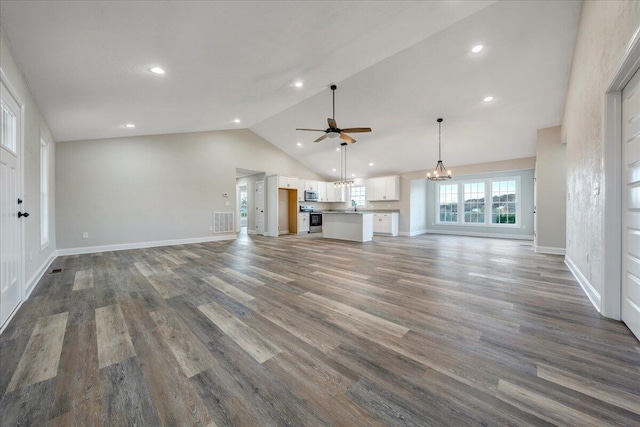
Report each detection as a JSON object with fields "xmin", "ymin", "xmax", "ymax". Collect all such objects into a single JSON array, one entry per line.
[
  {"xmin": 622, "ymin": 67, "xmax": 640, "ymax": 340},
  {"xmin": 1, "ymin": 80, "xmax": 23, "ymax": 328}
]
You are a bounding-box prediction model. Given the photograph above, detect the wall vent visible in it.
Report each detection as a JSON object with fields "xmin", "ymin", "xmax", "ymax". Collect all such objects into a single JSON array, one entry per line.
[{"xmin": 213, "ymin": 212, "xmax": 234, "ymax": 233}]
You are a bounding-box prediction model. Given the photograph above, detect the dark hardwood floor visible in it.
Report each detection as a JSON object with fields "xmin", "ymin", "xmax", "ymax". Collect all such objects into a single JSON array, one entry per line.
[{"xmin": 1, "ymin": 233, "xmax": 639, "ymax": 426}]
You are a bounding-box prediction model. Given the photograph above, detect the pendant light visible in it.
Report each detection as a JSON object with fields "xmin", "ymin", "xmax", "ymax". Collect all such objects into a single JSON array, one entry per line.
[
  {"xmin": 427, "ymin": 118, "xmax": 452, "ymax": 181},
  {"xmin": 334, "ymin": 142, "xmax": 354, "ymax": 187}
]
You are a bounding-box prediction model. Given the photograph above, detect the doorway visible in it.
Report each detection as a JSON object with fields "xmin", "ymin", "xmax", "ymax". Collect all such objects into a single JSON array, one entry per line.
[
  {"xmin": 1, "ymin": 77, "xmax": 24, "ymax": 329},
  {"xmin": 238, "ymin": 184, "xmax": 248, "ymax": 234}
]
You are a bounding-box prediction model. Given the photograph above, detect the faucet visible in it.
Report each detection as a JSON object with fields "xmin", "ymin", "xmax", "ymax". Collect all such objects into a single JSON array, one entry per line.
[{"xmin": 351, "ymin": 199, "xmax": 357, "ymax": 212}]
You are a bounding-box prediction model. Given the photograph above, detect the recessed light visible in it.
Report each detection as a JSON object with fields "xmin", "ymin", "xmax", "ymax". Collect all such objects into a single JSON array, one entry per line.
[
  {"xmin": 471, "ymin": 45, "xmax": 484, "ymax": 54},
  {"xmin": 332, "ymin": 168, "xmax": 337, "ymax": 172},
  {"xmin": 351, "ymin": 173, "xmax": 355, "ymax": 177},
  {"xmin": 150, "ymin": 67, "xmax": 165, "ymax": 75},
  {"xmin": 233, "ymin": 118, "xmax": 241, "ymax": 123},
  {"xmin": 369, "ymin": 162, "xmax": 374, "ymax": 166},
  {"xmin": 294, "ymin": 81, "xmax": 303, "ymax": 88},
  {"xmin": 297, "ymin": 142, "xmax": 302, "ymax": 147},
  {"xmin": 124, "ymin": 123, "xmax": 136, "ymax": 128},
  {"xmin": 483, "ymin": 96, "xmax": 494, "ymax": 103},
  {"xmin": 336, "ymin": 148, "xmax": 340, "ymax": 152}
]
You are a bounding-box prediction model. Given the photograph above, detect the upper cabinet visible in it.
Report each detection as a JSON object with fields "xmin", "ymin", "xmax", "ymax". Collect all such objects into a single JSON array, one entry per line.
[
  {"xmin": 304, "ymin": 180, "xmax": 319, "ymax": 192},
  {"xmin": 327, "ymin": 184, "xmax": 345, "ymax": 202},
  {"xmin": 278, "ymin": 176, "xmax": 299, "ymax": 189},
  {"xmin": 365, "ymin": 175, "xmax": 400, "ymax": 201}
]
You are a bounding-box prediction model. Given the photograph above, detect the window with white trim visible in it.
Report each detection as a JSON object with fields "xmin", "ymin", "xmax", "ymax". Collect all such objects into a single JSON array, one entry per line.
[
  {"xmin": 438, "ymin": 184, "xmax": 458, "ymax": 223},
  {"xmin": 350, "ymin": 185, "xmax": 366, "ymax": 207},
  {"xmin": 40, "ymin": 137, "xmax": 49, "ymax": 249},
  {"xmin": 463, "ymin": 182, "xmax": 485, "ymax": 224},
  {"xmin": 491, "ymin": 180, "xmax": 517, "ymax": 224},
  {"xmin": 435, "ymin": 176, "xmax": 520, "ymax": 227}
]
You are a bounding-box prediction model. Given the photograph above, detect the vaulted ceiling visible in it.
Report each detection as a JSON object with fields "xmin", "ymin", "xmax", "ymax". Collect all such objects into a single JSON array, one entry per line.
[{"xmin": 0, "ymin": 1, "xmax": 580, "ymax": 180}]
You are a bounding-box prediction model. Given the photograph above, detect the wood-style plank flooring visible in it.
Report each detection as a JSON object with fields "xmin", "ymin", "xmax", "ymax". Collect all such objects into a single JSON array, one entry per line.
[{"xmin": 1, "ymin": 233, "xmax": 639, "ymax": 426}]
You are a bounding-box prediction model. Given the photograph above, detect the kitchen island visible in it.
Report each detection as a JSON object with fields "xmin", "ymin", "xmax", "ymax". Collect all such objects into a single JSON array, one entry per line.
[{"xmin": 322, "ymin": 212, "xmax": 373, "ymax": 242}]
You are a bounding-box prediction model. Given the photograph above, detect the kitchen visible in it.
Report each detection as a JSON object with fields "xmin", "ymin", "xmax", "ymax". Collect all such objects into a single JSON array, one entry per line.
[{"xmin": 271, "ymin": 174, "xmax": 400, "ymax": 242}]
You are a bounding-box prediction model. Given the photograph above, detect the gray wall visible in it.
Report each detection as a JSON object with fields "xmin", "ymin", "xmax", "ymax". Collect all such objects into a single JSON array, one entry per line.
[
  {"xmin": 1, "ymin": 32, "xmax": 57, "ymax": 288},
  {"xmin": 562, "ymin": 0, "xmax": 640, "ymax": 299},
  {"xmin": 426, "ymin": 168, "xmax": 535, "ymax": 239},
  {"xmin": 535, "ymin": 125, "xmax": 566, "ymax": 251},
  {"xmin": 56, "ymin": 129, "xmax": 322, "ymax": 249}
]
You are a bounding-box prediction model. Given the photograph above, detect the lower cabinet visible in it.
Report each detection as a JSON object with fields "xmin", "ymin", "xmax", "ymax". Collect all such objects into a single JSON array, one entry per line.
[
  {"xmin": 298, "ymin": 213, "xmax": 310, "ymax": 234},
  {"xmin": 372, "ymin": 212, "xmax": 399, "ymax": 236}
]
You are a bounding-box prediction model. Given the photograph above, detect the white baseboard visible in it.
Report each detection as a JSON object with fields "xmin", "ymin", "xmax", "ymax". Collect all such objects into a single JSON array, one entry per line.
[
  {"xmin": 425, "ymin": 229, "xmax": 534, "ymax": 241},
  {"xmin": 25, "ymin": 252, "xmax": 57, "ymax": 297},
  {"xmin": 399, "ymin": 229, "xmax": 428, "ymax": 237},
  {"xmin": 565, "ymin": 255, "xmax": 601, "ymax": 312},
  {"xmin": 534, "ymin": 245, "xmax": 566, "ymax": 255},
  {"xmin": 57, "ymin": 234, "xmax": 236, "ymax": 256},
  {"xmin": 1, "ymin": 252, "xmax": 58, "ymax": 335}
]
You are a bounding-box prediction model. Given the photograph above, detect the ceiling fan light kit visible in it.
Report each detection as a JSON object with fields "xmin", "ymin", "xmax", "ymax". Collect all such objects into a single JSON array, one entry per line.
[
  {"xmin": 296, "ymin": 84, "xmax": 372, "ymax": 146},
  {"xmin": 427, "ymin": 118, "xmax": 452, "ymax": 181}
]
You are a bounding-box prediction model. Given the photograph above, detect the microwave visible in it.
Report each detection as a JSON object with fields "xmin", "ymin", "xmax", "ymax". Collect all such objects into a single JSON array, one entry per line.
[{"xmin": 304, "ymin": 191, "xmax": 318, "ymax": 202}]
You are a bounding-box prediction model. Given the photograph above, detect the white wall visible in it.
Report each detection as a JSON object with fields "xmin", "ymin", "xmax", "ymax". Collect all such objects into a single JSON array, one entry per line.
[
  {"xmin": 535, "ymin": 125, "xmax": 566, "ymax": 252},
  {"xmin": 56, "ymin": 129, "xmax": 322, "ymax": 249},
  {"xmin": 409, "ymin": 179, "xmax": 427, "ymax": 234},
  {"xmin": 1, "ymin": 32, "xmax": 56, "ymax": 292},
  {"xmin": 562, "ymin": 0, "xmax": 640, "ymax": 301}
]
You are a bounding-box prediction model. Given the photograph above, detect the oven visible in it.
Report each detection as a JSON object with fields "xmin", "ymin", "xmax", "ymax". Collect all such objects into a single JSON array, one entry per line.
[{"xmin": 309, "ymin": 212, "xmax": 322, "ymax": 233}]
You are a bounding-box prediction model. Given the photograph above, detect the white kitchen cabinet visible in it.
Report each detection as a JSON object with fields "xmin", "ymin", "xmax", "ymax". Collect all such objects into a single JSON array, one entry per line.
[
  {"xmin": 278, "ymin": 176, "xmax": 298, "ymax": 189},
  {"xmin": 305, "ymin": 180, "xmax": 319, "ymax": 192},
  {"xmin": 298, "ymin": 212, "xmax": 310, "ymax": 233},
  {"xmin": 372, "ymin": 212, "xmax": 399, "ymax": 236},
  {"xmin": 365, "ymin": 176, "xmax": 400, "ymax": 201},
  {"xmin": 326, "ymin": 183, "xmax": 343, "ymax": 202},
  {"xmin": 317, "ymin": 181, "xmax": 327, "ymax": 202},
  {"xmin": 297, "ymin": 179, "xmax": 306, "ymax": 201}
]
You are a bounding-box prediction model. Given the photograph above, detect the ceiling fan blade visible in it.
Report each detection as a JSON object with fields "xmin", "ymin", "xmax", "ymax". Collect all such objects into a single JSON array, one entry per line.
[
  {"xmin": 314, "ymin": 134, "xmax": 329, "ymax": 143},
  {"xmin": 340, "ymin": 127, "xmax": 371, "ymax": 133},
  {"xmin": 339, "ymin": 133, "xmax": 356, "ymax": 144},
  {"xmin": 296, "ymin": 128, "xmax": 326, "ymax": 132},
  {"xmin": 328, "ymin": 118, "xmax": 337, "ymax": 129}
]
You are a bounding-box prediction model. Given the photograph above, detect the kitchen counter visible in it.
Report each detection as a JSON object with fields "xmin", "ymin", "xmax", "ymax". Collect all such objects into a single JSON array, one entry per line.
[{"xmin": 322, "ymin": 212, "xmax": 373, "ymax": 242}]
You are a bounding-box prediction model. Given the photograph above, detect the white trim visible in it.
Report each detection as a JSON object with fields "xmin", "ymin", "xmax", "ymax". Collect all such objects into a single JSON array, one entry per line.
[
  {"xmin": 56, "ymin": 234, "xmax": 236, "ymax": 256},
  {"xmin": 25, "ymin": 252, "xmax": 57, "ymax": 297},
  {"xmin": 0, "ymin": 251, "xmax": 56, "ymax": 335},
  {"xmin": 601, "ymin": 23, "xmax": 640, "ymax": 319},
  {"xmin": 565, "ymin": 255, "xmax": 601, "ymax": 312},
  {"xmin": 400, "ymin": 229, "xmax": 428, "ymax": 237},
  {"xmin": 534, "ymin": 245, "xmax": 566, "ymax": 255},
  {"xmin": 425, "ymin": 229, "xmax": 533, "ymax": 241}
]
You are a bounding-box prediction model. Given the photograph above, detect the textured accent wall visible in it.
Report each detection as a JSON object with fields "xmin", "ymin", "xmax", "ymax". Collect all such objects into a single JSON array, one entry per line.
[{"xmin": 562, "ymin": 1, "xmax": 640, "ymax": 299}]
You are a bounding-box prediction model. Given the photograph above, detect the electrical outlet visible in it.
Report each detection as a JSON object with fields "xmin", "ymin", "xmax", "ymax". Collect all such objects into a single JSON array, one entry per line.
[
  {"xmin": 225, "ymin": 201, "xmax": 230, "ymax": 206},
  {"xmin": 82, "ymin": 232, "xmax": 89, "ymax": 239}
]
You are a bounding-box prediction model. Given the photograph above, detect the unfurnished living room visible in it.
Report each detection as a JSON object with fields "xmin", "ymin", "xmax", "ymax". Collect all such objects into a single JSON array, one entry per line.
[{"xmin": 1, "ymin": 1, "xmax": 639, "ymax": 426}]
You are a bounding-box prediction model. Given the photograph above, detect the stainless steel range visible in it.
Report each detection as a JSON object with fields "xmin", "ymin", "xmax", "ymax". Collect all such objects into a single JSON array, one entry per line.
[{"xmin": 300, "ymin": 205, "xmax": 322, "ymax": 233}]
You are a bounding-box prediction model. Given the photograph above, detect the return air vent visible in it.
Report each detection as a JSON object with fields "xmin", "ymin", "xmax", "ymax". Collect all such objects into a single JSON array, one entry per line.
[{"xmin": 213, "ymin": 212, "xmax": 234, "ymax": 233}]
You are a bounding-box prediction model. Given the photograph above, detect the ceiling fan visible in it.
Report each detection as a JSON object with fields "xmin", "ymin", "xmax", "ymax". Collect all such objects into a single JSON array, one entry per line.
[{"xmin": 296, "ymin": 84, "xmax": 371, "ymax": 144}]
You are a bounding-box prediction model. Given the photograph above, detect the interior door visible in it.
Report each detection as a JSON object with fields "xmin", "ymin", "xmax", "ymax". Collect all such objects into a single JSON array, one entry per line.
[
  {"xmin": 1, "ymin": 80, "xmax": 23, "ymax": 328},
  {"xmin": 622, "ymin": 67, "xmax": 640, "ymax": 340},
  {"xmin": 256, "ymin": 180, "xmax": 264, "ymax": 235}
]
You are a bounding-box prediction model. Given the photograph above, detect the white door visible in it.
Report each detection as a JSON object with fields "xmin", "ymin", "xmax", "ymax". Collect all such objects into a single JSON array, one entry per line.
[
  {"xmin": 255, "ymin": 180, "xmax": 264, "ymax": 235},
  {"xmin": 1, "ymin": 80, "xmax": 23, "ymax": 328},
  {"xmin": 622, "ymin": 67, "xmax": 640, "ymax": 340}
]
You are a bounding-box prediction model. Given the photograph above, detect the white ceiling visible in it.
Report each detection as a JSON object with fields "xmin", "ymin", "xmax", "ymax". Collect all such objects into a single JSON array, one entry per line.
[{"xmin": 1, "ymin": 1, "xmax": 580, "ymax": 180}]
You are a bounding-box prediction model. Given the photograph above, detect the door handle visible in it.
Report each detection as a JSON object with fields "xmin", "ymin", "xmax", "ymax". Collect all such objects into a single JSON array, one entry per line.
[{"xmin": 18, "ymin": 212, "xmax": 30, "ymax": 218}]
